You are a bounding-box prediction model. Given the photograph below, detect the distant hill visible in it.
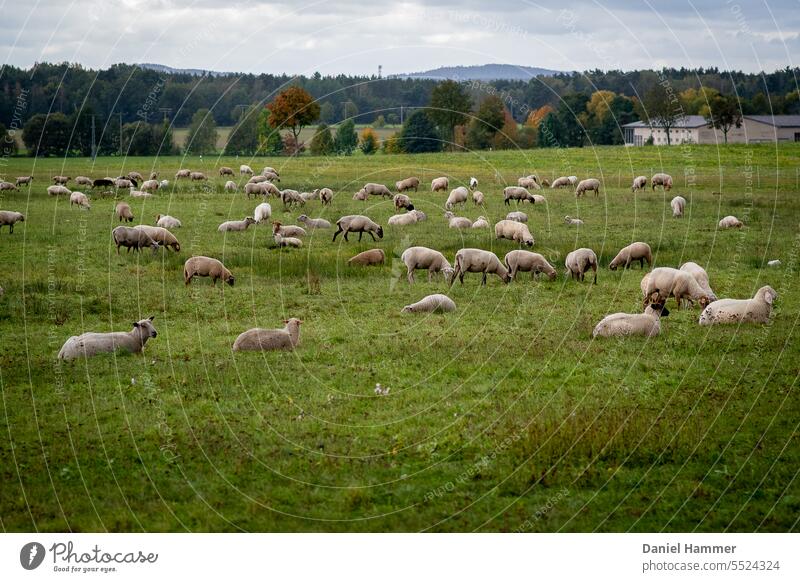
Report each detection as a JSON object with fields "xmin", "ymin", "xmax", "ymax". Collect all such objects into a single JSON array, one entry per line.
[
  {"xmin": 138, "ymin": 63, "xmax": 230, "ymax": 77},
  {"xmin": 395, "ymin": 63, "xmax": 562, "ymax": 81}
]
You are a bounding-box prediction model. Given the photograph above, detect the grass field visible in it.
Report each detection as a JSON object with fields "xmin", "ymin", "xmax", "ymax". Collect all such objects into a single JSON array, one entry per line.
[{"xmin": 1, "ymin": 144, "xmax": 799, "ymax": 532}]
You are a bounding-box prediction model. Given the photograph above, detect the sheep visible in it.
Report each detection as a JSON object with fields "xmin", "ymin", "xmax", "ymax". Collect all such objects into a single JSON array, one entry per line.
[
  {"xmin": 364, "ymin": 183, "xmax": 392, "ymax": 198},
  {"xmin": 280, "ymin": 189, "xmax": 305, "ymax": 207},
  {"xmin": 332, "ymin": 215, "xmax": 383, "ymax": 242},
  {"xmin": 719, "ymin": 215, "xmax": 743, "ymax": 229},
  {"xmin": 244, "ymin": 182, "xmax": 269, "ymax": 198},
  {"xmin": 218, "ymin": 217, "xmax": 256, "ymax": 232},
  {"xmin": 262, "ymin": 171, "xmax": 280, "ymax": 183},
  {"xmin": 273, "ymin": 233, "xmax": 303, "ymax": 248},
  {"xmin": 262, "ymin": 182, "xmax": 281, "ymax": 198},
  {"xmin": 57, "ymin": 316, "xmax": 157, "ymax": 360},
  {"xmin": 503, "ymin": 186, "xmax": 533, "ymax": 205},
  {"xmin": 156, "ymin": 214, "xmax": 182, "ymax": 229},
  {"xmin": 115, "ymin": 178, "xmax": 133, "ymax": 189},
  {"xmin": 444, "ymin": 211, "xmax": 472, "ymax": 229},
  {"xmin": 651, "ymin": 173, "xmax": 673, "ymax": 190},
  {"xmin": 642, "ymin": 267, "xmax": 712, "ymax": 309},
  {"xmin": 609, "ymin": 242, "xmax": 652, "ymax": 271},
  {"xmin": 127, "ymin": 171, "xmax": 144, "ymax": 182},
  {"xmin": 567, "ymin": 176, "xmax": 578, "ymax": 185},
  {"xmin": 699, "ymin": 286, "xmax": 777, "ymax": 325},
  {"xmin": 445, "ymin": 186, "xmax": 469, "ymax": 210},
  {"xmin": 679, "ymin": 262, "xmax": 717, "ymax": 302},
  {"xmin": 92, "ymin": 178, "xmax": 115, "ymax": 189},
  {"xmin": 671, "ymin": 195, "xmax": 686, "ymax": 218},
  {"xmin": 396, "ymin": 177, "xmax": 420, "ymax": 192},
  {"xmin": 469, "ymin": 177, "xmax": 478, "ymax": 189},
  {"xmin": 300, "ymin": 191, "xmax": 319, "ymax": 202},
  {"xmin": 401, "ymin": 294, "xmax": 457, "ymax": 314},
  {"xmin": 248, "ymin": 175, "xmax": 269, "ymax": 184},
  {"xmin": 52, "ymin": 175, "xmax": 70, "ymax": 185},
  {"xmin": 150, "ymin": 172, "xmax": 158, "ymax": 180},
  {"xmin": 112, "ymin": 226, "xmax": 158, "ymax": 254},
  {"xmin": 272, "ymin": 221, "xmax": 307, "ymax": 238},
  {"xmin": 472, "ymin": 190, "xmax": 485, "ymax": 205},
  {"xmin": 240, "ymin": 165, "xmax": 254, "ymax": 176},
  {"xmin": 575, "ymin": 178, "xmax": 600, "ymax": 197},
  {"xmin": 225, "ymin": 181, "xmax": 238, "ymax": 192},
  {"xmin": 592, "ymin": 303, "xmax": 670, "ymax": 338},
  {"xmin": 450, "ymin": 248, "xmax": 511, "ymax": 286},
  {"xmin": 233, "ymin": 318, "xmax": 302, "ymax": 352},
  {"xmin": 551, "ymin": 176, "xmax": 572, "ymax": 189},
  {"xmin": 541, "ymin": 178, "xmax": 550, "ymax": 187},
  {"xmin": 353, "ymin": 189, "xmax": 369, "ymax": 201},
  {"xmin": 190, "ymin": 172, "xmax": 208, "ymax": 182},
  {"xmin": 565, "ymin": 248, "xmax": 598, "ymax": 283},
  {"xmin": 0, "ymin": 181, "xmax": 17, "ymax": 192},
  {"xmin": 394, "ymin": 193, "xmax": 413, "ymax": 210},
  {"xmin": 0, "ymin": 211, "xmax": 25, "ymax": 233},
  {"xmin": 47, "ymin": 185, "xmax": 71, "ymax": 196},
  {"xmin": 471, "ymin": 216, "xmax": 490, "ymax": 229},
  {"xmin": 388, "ymin": 211, "xmax": 423, "ymax": 226},
  {"xmin": 518, "ymin": 175, "xmax": 540, "ymax": 189},
  {"xmin": 130, "ymin": 190, "xmax": 152, "ymax": 198},
  {"xmin": 431, "ymin": 177, "xmax": 449, "ymax": 192},
  {"xmin": 140, "ymin": 179, "xmax": 160, "ymax": 192},
  {"xmin": 115, "ymin": 202, "xmax": 134, "ymax": 222},
  {"xmin": 219, "ymin": 166, "xmax": 234, "ymax": 177},
  {"xmin": 317, "ymin": 187, "xmax": 333, "ymax": 205},
  {"xmin": 297, "ymin": 215, "xmax": 331, "ymax": 229},
  {"xmin": 159, "ymin": 180, "xmax": 169, "ymax": 189},
  {"xmin": 768, "ymin": 259, "xmax": 781, "ymax": 267},
  {"xmin": 504, "ymin": 250, "xmax": 557, "ymax": 281},
  {"xmin": 254, "ymin": 202, "xmax": 272, "ymax": 224},
  {"xmin": 133, "ymin": 225, "xmax": 181, "ymax": 251},
  {"xmin": 15, "ymin": 176, "xmax": 33, "ymax": 186},
  {"xmin": 531, "ymin": 194, "xmax": 547, "ymax": 204},
  {"xmin": 262, "ymin": 166, "xmax": 279, "ymax": 177},
  {"xmin": 506, "ymin": 211, "xmax": 527, "ymax": 223},
  {"xmin": 495, "ymin": 219, "xmax": 534, "ymax": 247},
  {"xmin": 74, "ymin": 176, "xmax": 93, "ymax": 187},
  {"xmin": 632, "ymin": 175, "xmax": 647, "ymax": 192},
  {"xmin": 175, "ymin": 169, "xmax": 191, "ymax": 179},
  {"xmin": 564, "ymin": 215, "xmax": 584, "ymax": 226},
  {"xmin": 401, "ymin": 246, "xmax": 454, "ymax": 283},
  {"xmin": 69, "ymin": 191, "xmax": 91, "ymax": 209},
  {"xmin": 184, "ymin": 256, "xmax": 235, "ymax": 286},
  {"xmin": 348, "ymin": 249, "xmax": 385, "ymax": 266}
]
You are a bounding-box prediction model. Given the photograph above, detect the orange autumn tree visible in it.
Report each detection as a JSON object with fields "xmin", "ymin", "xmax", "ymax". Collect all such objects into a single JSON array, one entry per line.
[
  {"xmin": 267, "ymin": 86, "xmax": 321, "ymax": 149},
  {"xmin": 525, "ymin": 105, "xmax": 554, "ymax": 129}
]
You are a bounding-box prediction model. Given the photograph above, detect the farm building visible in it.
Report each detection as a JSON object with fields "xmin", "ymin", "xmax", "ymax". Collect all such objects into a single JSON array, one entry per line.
[{"xmin": 623, "ymin": 114, "xmax": 800, "ymax": 146}]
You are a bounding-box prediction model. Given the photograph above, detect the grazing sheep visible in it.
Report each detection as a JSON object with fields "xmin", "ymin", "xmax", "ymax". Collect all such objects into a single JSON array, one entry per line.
[
  {"xmin": 348, "ymin": 249, "xmax": 385, "ymax": 266},
  {"xmin": 471, "ymin": 216, "xmax": 490, "ymax": 229},
  {"xmin": 58, "ymin": 316, "xmax": 157, "ymax": 360},
  {"xmin": 184, "ymin": 256, "xmax": 234, "ymax": 286},
  {"xmin": 396, "ymin": 177, "xmax": 420, "ymax": 192},
  {"xmin": 469, "ymin": 177, "xmax": 478, "ymax": 189},
  {"xmin": 472, "ymin": 190, "xmax": 485, "ymax": 205},
  {"xmin": 140, "ymin": 179, "xmax": 160, "ymax": 192},
  {"xmin": 679, "ymin": 262, "xmax": 717, "ymax": 302},
  {"xmin": 388, "ymin": 210, "xmax": 423, "ymax": 226},
  {"xmin": 642, "ymin": 267, "xmax": 712, "ymax": 309},
  {"xmin": 175, "ymin": 170, "xmax": 191, "ymax": 180},
  {"xmin": 531, "ymin": 194, "xmax": 547, "ymax": 204},
  {"xmin": 565, "ymin": 248, "xmax": 598, "ymax": 283},
  {"xmin": 244, "ymin": 182, "xmax": 269, "ymax": 198},
  {"xmin": 159, "ymin": 179, "xmax": 169, "ymax": 189},
  {"xmin": 273, "ymin": 233, "xmax": 303, "ymax": 248},
  {"xmin": 189, "ymin": 172, "xmax": 207, "ymax": 182},
  {"xmin": 15, "ymin": 176, "xmax": 33, "ymax": 186},
  {"xmin": 112, "ymin": 226, "xmax": 158, "ymax": 254},
  {"xmin": 632, "ymin": 175, "xmax": 647, "ymax": 192},
  {"xmin": 495, "ymin": 219, "xmax": 534, "ymax": 247},
  {"xmin": 332, "ymin": 215, "xmax": 383, "ymax": 242},
  {"xmin": 719, "ymin": 215, "xmax": 743, "ymax": 228},
  {"xmin": 225, "ymin": 180, "xmax": 237, "ymax": 192},
  {"xmin": 568, "ymin": 176, "xmax": 578, "ymax": 185},
  {"xmin": 671, "ymin": 195, "xmax": 686, "ymax": 218},
  {"xmin": 156, "ymin": 214, "xmax": 182, "ymax": 229},
  {"xmin": 130, "ymin": 190, "xmax": 152, "ymax": 198},
  {"xmin": 262, "ymin": 166, "xmax": 279, "ymax": 177},
  {"xmin": 133, "ymin": 225, "xmax": 181, "ymax": 251},
  {"xmin": 92, "ymin": 178, "xmax": 115, "ymax": 189},
  {"xmin": 0, "ymin": 211, "xmax": 25, "ymax": 233},
  {"xmin": 504, "ymin": 250, "xmax": 557, "ymax": 281},
  {"xmin": 300, "ymin": 191, "xmax": 319, "ymax": 202},
  {"xmin": 115, "ymin": 178, "xmax": 133, "ymax": 189},
  {"xmin": 47, "ymin": 185, "xmax": 71, "ymax": 196},
  {"xmin": 254, "ymin": 202, "xmax": 272, "ymax": 224},
  {"xmin": 219, "ymin": 166, "xmax": 234, "ymax": 177},
  {"xmin": 575, "ymin": 178, "xmax": 600, "ymax": 197},
  {"xmin": 450, "ymin": 248, "xmax": 511, "ymax": 286},
  {"xmin": 297, "ymin": 215, "xmax": 331, "ymax": 229},
  {"xmin": 443, "ymin": 211, "xmax": 472, "ymax": 229},
  {"xmin": 651, "ymin": 173, "xmax": 673, "ymax": 190},
  {"xmin": 248, "ymin": 175, "xmax": 269, "ymax": 184},
  {"xmin": 116, "ymin": 202, "xmax": 134, "ymax": 222},
  {"xmin": 75, "ymin": 176, "xmax": 93, "ymax": 187},
  {"xmin": 364, "ymin": 183, "xmax": 392, "ymax": 198},
  {"xmin": 353, "ymin": 188, "xmax": 369, "ymax": 201},
  {"xmin": 52, "ymin": 175, "xmax": 70, "ymax": 185},
  {"xmin": 431, "ymin": 177, "xmax": 449, "ymax": 192},
  {"xmin": 699, "ymin": 286, "xmax": 777, "ymax": 325},
  {"xmin": 518, "ymin": 175, "xmax": 540, "ymax": 189},
  {"xmin": 233, "ymin": 318, "xmax": 302, "ymax": 352},
  {"xmin": 240, "ymin": 165, "xmax": 254, "ymax": 176},
  {"xmin": 503, "ymin": 186, "xmax": 533, "ymax": 205},
  {"xmin": 506, "ymin": 211, "xmax": 528, "ymax": 223},
  {"xmin": 609, "ymin": 242, "xmax": 652, "ymax": 271},
  {"xmin": 317, "ymin": 187, "xmax": 333, "ymax": 205},
  {"xmin": 564, "ymin": 215, "xmax": 584, "ymax": 226},
  {"xmin": 394, "ymin": 193, "xmax": 413, "ymax": 210},
  {"xmin": 401, "ymin": 294, "xmax": 456, "ymax": 314},
  {"xmin": 127, "ymin": 171, "xmax": 143, "ymax": 182},
  {"xmin": 69, "ymin": 191, "xmax": 91, "ymax": 209},
  {"xmin": 401, "ymin": 246, "xmax": 454, "ymax": 283},
  {"xmin": 445, "ymin": 186, "xmax": 469, "ymax": 210},
  {"xmin": 551, "ymin": 176, "xmax": 572, "ymax": 189},
  {"xmin": 593, "ymin": 304, "xmax": 670, "ymax": 338},
  {"xmin": 0, "ymin": 181, "xmax": 18, "ymax": 192},
  {"xmin": 281, "ymin": 189, "xmax": 305, "ymax": 207},
  {"xmin": 218, "ymin": 217, "xmax": 256, "ymax": 232},
  {"xmin": 272, "ymin": 221, "xmax": 307, "ymax": 238},
  {"xmin": 262, "ymin": 171, "xmax": 280, "ymax": 183}
]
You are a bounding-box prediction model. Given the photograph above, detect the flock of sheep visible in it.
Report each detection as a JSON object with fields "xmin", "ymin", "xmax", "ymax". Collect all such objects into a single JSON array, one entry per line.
[{"xmin": 0, "ymin": 164, "xmax": 776, "ymax": 360}]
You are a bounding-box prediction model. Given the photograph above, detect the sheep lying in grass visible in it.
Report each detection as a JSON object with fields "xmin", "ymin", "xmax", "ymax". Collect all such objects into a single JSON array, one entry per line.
[
  {"xmin": 69, "ymin": 191, "xmax": 91, "ymax": 209},
  {"xmin": 531, "ymin": 194, "xmax": 547, "ymax": 204},
  {"xmin": 159, "ymin": 179, "xmax": 169, "ymax": 189},
  {"xmin": 565, "ymin": 248, "xmax": 598, "ymax": 283},
  {"xmin": 0, "ymin": 211, "xmax": 25, "ymax": 233},
  {"xmin": 218, "ymin": 217, "xmax": 256, "ymax": 232},
  {"xmin": 156, "ymin": 214, "xmax": 182, "ymax": 229},
  {"xmin": 274, "ymin": 233, "xmax": 303, "ymax": 248},
  {"xmin": 388, "ymin": 210, "xmax": 424, "ymax": 226},
  {"xmin": 445, "ymin": 186, "xmax": 469, "ymax": 210},
  {"xmin": 506, "ymin": 211, "xmax": 527, "ymax": 223},
  {"xmin": 593, "ymin": 303, "xmax": 669, "ymax": 338},
  {"xmin": 471, "ymin": 216, "xmax": 490, "ymax": 229},
  {"xmin": 401, "ymin": 246, "xmax": 454, "ymax": 283},
  {"xmin": 348, "ymin": 249, "xmax": 385, "ymax": 266},
  {"xmin": 47, "ymin": 185, "xmax": 71, "ymax": 196},
  {"xmin": 254, "ymin": 203, "xmax": 272, "ymax": 224},
  {"xmin": 671, "ymin": 196, "xmax": 686, "ymax": 218},
  {"xmin": 297, "ymin": 215, "xmax": 331, "ymax": 229},
  {"xmin": 58, "ymin": 316, "xmax": 157, "ymax": 360},
  {"xmin": 233, "ymin": 318, "xmax": 302, "ymax": 351},
  {"xmin": 651, "ymin": 173, "xmax": 673, "ymax": 190},
  {"xmin": 444, "ymin": 211, "xmax": 472, "ymax": 229},
  {"xmin": 719, "ymin": 215, "xmax": 743, "ymax": 228},
  {"xmin": 631, "ymin": 176, "xmax": 647, "ymax": 192},
  {"xmin": 112, "ymin": 226, "xmax": 159, "ymax": 254},
  {"xmin": 450, "ymin": 248, "xmax": 510, "ymax": 286},
  {"xmin": 353, "ymin": 188, "xmax": 369, "ymax": 201},
  {"xmin": 332, "ymin": 215, "xmax": 383, "ymax": 242},
  {"xmin": 431, "ymin": 177, "xmax": 449, "ymax": 192},
  {"xmin": 504, "ymin": 250, "xmax": 557, "ymax": 280},
  {"xmin": 699, "ymin": 286, "xmax": 777, "ymax": 325},
  {"xmin": 184, "ymin": 256, "xmax": 235, "ymax": 286},
  {"xmin": 272, "ymin": 221, "xmax": 307, "ymax": 238},
  {"xmin": 401, "ymin": 294, "xmax": 456, "ymax": 314},
  {"xmin": 575, "ymin": 178, "xmax": 600, "ymax": 197},
  {"xmin": 495, "ymin": 219, "xmax": 534, "ymax": 247},
  {"xmin": 133, "ymin": 225, "xmax": 180, "ymax": 251},
  {"xmin": 641, "ymin": 267, "xmax": 712, "ymax": 309},
  {"xmin": 396, "ymin": 177, "xmax": 420, "ymax": 192},
  {"xmin": 130, "ymin": 189, "xmax": 152, "ymax": 199},
  {"xmin": 609, "ymin": 242, "xmax": 652, "ymax": 270},
  {"xmin": 116, "ymin": 202, "xmax": 134, "ymax": 222},
  {"xmin": 679, "ymin": 262, "xmax": 717, "ymax": 302},
  {"xmin": 564, "ymin": 215, "xmax": 584, "ymax": 226}
]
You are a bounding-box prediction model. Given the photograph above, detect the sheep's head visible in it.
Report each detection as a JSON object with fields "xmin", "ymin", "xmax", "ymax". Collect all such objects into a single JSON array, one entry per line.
[
  {"xmin": 646, "ymin": 303, "xmax": 670, "ymax": 317},
  {"xmin": 376, "ymin": 226, "xmax": 384, "ymax": 239},
  {"xmin": 545, "ymin": 267, "xmax": 557, "ymax": 281},
  {"xmin": 760, "ymin": 286, "xmax": 778, "ymax": 305},
  {"xmin": 698, "ymin": 295, "xmax": 712, "ymax": 309},
  {"xmin": 298, "ymin": 215, "xmax": 308, "ymax": 222},
  {"xmin": 501, "ymin": 271, "xmax": 512, "ymax": 284},
  {"xmin": 245, "ymin": 217, "xmax": 256, "ymax": 225},
  {"xmin": 133, "ymin": 316, "xmax": 158, "ymax": 338},
  {"xmin": 226, "ymin": 275, "xmax": 235, "ymax": 287},
  {"xmin": 444, "ymin": 211, "xmax": 454, "ymax": 219},
  {"xmin": 401, "ymin": 305, "xmax": 415, "ymax": 313}
]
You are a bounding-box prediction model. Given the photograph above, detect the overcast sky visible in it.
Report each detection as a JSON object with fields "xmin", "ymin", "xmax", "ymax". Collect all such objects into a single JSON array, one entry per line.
[{"xmin": 1, "ymin": 0, "xmax": 798, "ymax": 76}]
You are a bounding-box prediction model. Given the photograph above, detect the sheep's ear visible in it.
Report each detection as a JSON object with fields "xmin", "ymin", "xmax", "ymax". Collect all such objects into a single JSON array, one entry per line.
[
  {"xmin": 133, "ymin": 322, "xmax": 140, "ymax": 328},
  {"xmin": 765, "ymin": 291, "xmax": 775, "ymax": 305}
]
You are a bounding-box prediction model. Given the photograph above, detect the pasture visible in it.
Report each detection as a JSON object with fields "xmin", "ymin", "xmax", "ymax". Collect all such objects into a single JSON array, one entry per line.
[{"xmin": 1, "ymin": 144, "xmax": 799, "ymax": 532}]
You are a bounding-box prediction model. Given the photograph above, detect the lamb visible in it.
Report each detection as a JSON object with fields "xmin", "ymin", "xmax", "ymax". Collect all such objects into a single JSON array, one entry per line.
[
  {"xmin": 332, "ymin": 215, "xmax": 383, "ymax": 242},
  {"xmin": 141, "ymin": 179, "xmax": 160, "ymax": 192},
  {"xmin": 671, "ymin": 196, "xmax": 686, "ymax": 218},
  {"xmin": 218, "ymin": 217, "xmax": 256, "ymax": 232},
  {"xmin": 495, "ymin": 219, "xmax": 534, "ymax": 247},
  {"xmin": 239, "ymin": 165, "xmax": 254, "ymax": 176},
  {"xmin": 75, "ymin": 176, "xmax": 93, "ymax": 187},
  {"xmin": 317, "ymin": 187, "xmax": 333, "ymax": 205},
  {"xmin": 297, "ymin": 215, "xmax": 332, "ymax": 229},
  {"xmin": 52, "ymin": 175, "xmax": 70, "ymax": 185},
  {"xmin": 175, "ymin": 169, "xmax": 191, "ymax": 179},
  {"xmin": 133, "ymin": 225, "xmax": 181, "ymax": 251},
  {"xmin": 632, "ymin": 175, "xmax": 647, "ymax": 192},
  {"xmin": 444, "ymin": 211, "xmax": 472, "ymax": 229},
  {"xmin": 272, "ymin": 221, "xmax": 307, "ymax": 238},
  {"xmin": 431, "ymin": 177, "xmax": 449, "ymax": 192},
  {"xmin": 225, "ymin": 181, "xmax": 238, "ymax": 192},
  {"xmin": 719, "ymin": 215, "xmax": 743, "ymax": 228},
  {"xmin": 551, "ymin": 176, "xmax": 572, "ymax": 189},
  {"xmin": 262, "ymin": 166, "xmax": 279, "ymax": 177},
  {"xmin": 184, "ymin": 256, "xmax": 234, "ymax": 286},
  {"xmin": 504, "ymin": 250, "xmax": 557, "ymax": 280},
  {"xmin": 254, "ymin": 202, "xmax": 272, "ymax": 223},
  {"xmin": 116, "ymin": 202, "xmax": 134, "ymax": 222},
  {"xmin": 518, "ymin": 175, "xmax": 540, "ymax": 189},
  {"xmin": 471, "ymin": 216, "xmax": 490, "ymax": 229},
  {"xmin": 565, "ymin": 248, "xmax": 598, "ymax": 283},
  {"xmin": 641, "ymin": 267, "xmax": 712, "ymax": 309},
  {"xmin": 273, "ymin": 233, "xmax": 303, "ymax": 248},
  {"xmin": 232, "ymin": 318, "xmax": 302, "ymax": 352},
  {"xmin": 445, "ymin": 186, "xmax": 469, "ymax": 210},
  {"xmin": 469, "ymin": 177, "xmax": 478, "ymax": 189},
  {"xmin": 564, "ymin": 215, "xmax": 584, "ymax": 226},
  {"xmin": 127, "ymin": 171, "xmax": 144, "ymax": 182},
  {"xmin": 472, "ymin": 190, "xmax": 485, "ymax": 205},
  {"xmin": 363, "ymin": 183, "xmax": 392, "ymax": 198},
  {"xmin": 699, "ymin": 286, "xmax": 777, "ymax": 325},
  {"xmin": 353, "ymin": 189, "xmax": 369, "ymax": 201},
  {"xmin": 400, "ymin": 246, "xmax": 454, "ymax": 283},
  {"xmin": 450, "ymin": 248, "xmax": 511, "ymax": 286},
  {"xmin": 396, "ymin": 177, "xmax": 420, "ymax": 192},
  {"xmin": 0, "ymin": 181, "xmax": 20, "ymax": 191},
  {"xmin": 503, "ymin": 186, "xmax": 533, "ymax": 205},
  {"xmin": 219, "ymin": 166, "xmax": 234, "ymax": 176},
  {"xmin": 651, "ymin": 173, "xmax": 673, "ymax": 190},
  {"xmin": 112, "ymin": 226, "xmax": 158, "ymax": 254},
  {"xmin": 679, "ymin": 262, "xmax": 717, "ymax": 302},
  {"xmin": 189, "ymin": 172, "xmax": 207, "ymax": 182},
  {"xmin": 15, "ymin": 176, "xmax": 33, "ymax": 186},
  {"xmin": 156, "ymin": 214, "xmax": 182, "ymax": 229},
  {"xmin": 348, "ymin": 249, "xmax": 385, "ymax": 266},
  {"xmin": 506, "ymin": 211, "xmax": 527, "ymax": 223},
  {"xmin": 592, "ymin": 304, "xmax": 670, "ymax": 338},
  {"xmin": 394, "ymin": 193, "xmax": 413, "ymax": 210},
  {"xmin": 609, "ymin": 242, "xmax": 652, "ymax": 270},
  {"xmin": 388, "ymin": 210, "xmax": 423, "ymax": 226},
  {"xmin": 69, "ymin": 191, "xmax": 91, "ymax": 209},
  {"xmin": 280, "ymin": 189, "xmax": 305, "ymax": 207},
  {"xmin": 47, "ymin": 185, "xmax": 71, "ymax": 196},
  {"xmin": 0, "ymin": 211, "xmax": 25, "ymax": 233},
  {"xmin": 575, "ymin": 178, "xmax": 600, "ymax": 197},
  {"xmin": 115, "ymin": 178, "xmax": 133, "ymax": 189},
  {"xmin": 57, "ymin": 316, "xmax": 157, "ymax": 360},
  {"xmin": 401, "ymin": 294, "xmax": 456, "ymax": 314}
]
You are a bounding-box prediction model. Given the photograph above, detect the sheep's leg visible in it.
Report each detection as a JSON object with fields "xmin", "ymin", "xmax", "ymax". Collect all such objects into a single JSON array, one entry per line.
[
  {"xmin": 592, "ymin": 265, "xmax": 597, "ymax": 284},
  {"xmin": 407, "ymin": 269, "xmax": 415, "ymax": 284},
  {"xmin": 481, "ymin": 272, "xmax": 487, "ymax": 285},
  {"xmin": 427, "ymin": 270, "xmax": 433, "ymax": 283},
  {"xmin": 358, "ymin": 232, "xmax": 363, "ymax": 242},
  {"xmin": 368, "ymin": 232, "xmax": 377, "ymax": 241},
  {"xmin": 344, "ymin": 230, "xmax": 350, "ymax": 242},
  {"xmin": 332, "ymin": 227, "xmax": 342, "ymax": 241}
]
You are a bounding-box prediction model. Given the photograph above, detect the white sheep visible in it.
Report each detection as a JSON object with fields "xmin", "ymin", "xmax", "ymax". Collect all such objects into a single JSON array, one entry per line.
[
  {"xmin": 575, "ymin": 178, "xmax": 600, "ymax": 197},
  {"xmin": 469, "ymin": 177, "xmax": 478, "ymax": 189},
  {"xmin": 363, "ymin": 183, "xmax": 392, "ymax": 198},
  {"xmin": 69, "ymin": 191, "xmax": 91, "ymax": 209},
  {"xmin": 651, "ymin": 173, "xmax": 673, "ymax": 190},
  {"xmin": 495, "ymin": 219, "xmax": 534, "ymax": 247},
  {"xmin": 113, "ymin": 226, "xmax": 158, "ymax": 254},
  {"xmin": 679, "ymin": 262, "xmax": 717, "ymax": 302},
  {"xmin": 0, "ymin": 181, "xmax": 18, "ymax": 192},
  {"xmin": 642, "ymin": 267, "xmax": 712, "ymax": 309},
  {"xmin": 240, "ymin": 165, "xmax": 254, "ymax": 176},
  {"xmin": 317, "ymin": 187, "xmax": 333, "ymax": 205},
  {"xmin": 140, "ymin": 179, "xmax": 160, "ymax": 192},
  {"xmin": 444, "ymin": 211, "xmax": 472, "ymax": 229},
  {"xmin": 115, "ymin": 178, "xmax": 133, "ymax": 189},
  {"xmin": 472, "ymin": 190, "xmax": 485, "ymax": 205},
  {"xmin": 401, "ymin": 294, "xmax": 457, "ymax": 314},
  {"xmin": 609, "ymin": 242, "xmax": 652, "ymax": 270},
  {"xmin": 551, "ymin": 176, "xmax": 572, "ymax": 189},
  {"xmin": 225, "ymin": 181, "xmax": 238, "ymax": 192},
  {"xmin": 218, "ymin": 217, "xmax": 256, "ymax": 232},
  {"xmin": 130, "ymin": 190, "xmax": 152, "ymax": 198},
  {"xmin": 517, "ymin": 175, "xmax": 540, "ymax": 189},
  {"xmin": 272, "ymin": 222, "xmax": 307, "ymax": 238},
  {"xmin": 47, "ymin": 185, "xmax": 71, "ymax": 196},
  {"xmin": 504, "ymin": 250, "xmax": 557, "ymax": 281},
  {"xmin": 189, "ymin": 172, "xmax": 208, "ymax": 182},
  {"xmin": 450, "ymin": 248, "xmax": 511, "ymax": 286},
  {"xmin": 297, "ymin": 215, "xmax": 332, "ymax": 229},
  {"xmin": 506, "ymin": 211, "xmax": 527, "ymax": 223},
  {"xmin": 58, "ymin": 316, "xmax": 158, "ymax": 360},
  {"xmin": 233, "ymin": 318, "xmax": 302, "ymax": 351},
  {"xmin": 348, "ymin": 249, "xmax": 385, "ymax": 266},
  {"xmin": 353, "ymin": 188, "xmax": 369, "ymax": 201},
  {"xmin": 159, "ymin": 179, "xmax": 169, "ymax": 189},
  {"xmin": 254, "ymin": 202, "xmax": 272, "ymax": 223},
  {"xmin": 274, "ymin": 233, "xmax": 303, "ymax": 248},
  {"xmin": 0, "ymin": 211, "xmax": 25, "ymax": 233},
  {"xmin": 133, "ymin": 225, "xmax": 180, "ymax": 251},
  {"xmin": 400, "ymin": 246, "xmax": 454, "ymax": 283},
  {"xmin": 115, "ymin": 202, "xmax": 134, "ymax": 222},
  {"xmin": 393, "ymin": 193, "xmax": 413, "ymax": 210},
  {"xmin": 156, "ymin": 214, "xmax": 182, "ymax": 229},
  {"xmin": 565, "ymin": 248, "xmax": 598, "ymax": 283},
  {"xmin": 503, "ymin": 186, "xmax": 533, "ymax": 205},
  {"xmin": 445, "ymin": 186, "xmax": 469, "ymax": 210},
  {"xmin": 184, "ymin": 256, "xmax": 235, "ymax": 286},
  {"xmin": 719, "ymin": 215, "xmax": 743, "ymax": 228},
  {"xmin": 127, "ymin": 171, "xmax": 144, "ymax": 182},
  {"xmin": 74, "ymin": 176, "xmax": 93, "ymax": 187},
  {"xmin": 671, "ymin": 196, "xmax": 686, "ymax": 218},
  {"xmin": 281, "ymin": 189, "xmax": 305, "ymax": 207},
  {"xmin": 262, "ymin": 166, "xmax": 279, "ymax": 177},
  {"xmin": 531, "ymin": 194, "xmax": 546, "ymax": 204},
  {"xmin": 248, "ymin": 175, "xmax": 269, "ymax": 184},
  {"xmin": 15, "ymin": 176, "xmax": 33, "ymax": 186},
  {"xmin": 592, "ymin": 304, "xmax": 670, "ymax": 338},
  {"xmin": 431, "ymin": 177, "xmax": 449, "ymax": 192},
  {"xmin": 631, "ymin": 176, "xmax": 647, "ymax": 192},
  {"xmin": 564, "ymin": 215, "xmax": 584, "ymax": 226},
  {"xmin": 52, "ymin": 175, "xmax": 70, "ymax": 185},
  {"xmin": 219, "ymin": 166, "xmax": 234, "ymax": 177},
  {"xmin": 471, "ymin": 216, "xmax": 490, "ymax": 229},
  {"xmin": 396, "ymin": 177, "xmax": 420, "ymax": 192},
  {"xmin": 699, "ymin": 286, "xmax": 777, "ymax": 325},
  {"xmin": 388, "ymin": 210, "xmax": 423, "ymax": 226},
  {"xmin": 332, "ymin": 215, "xmax": 383, "ymax": 242},
  {"xmin": 244, "ymin": 182, "xmax": 268, "ymax": 198}
]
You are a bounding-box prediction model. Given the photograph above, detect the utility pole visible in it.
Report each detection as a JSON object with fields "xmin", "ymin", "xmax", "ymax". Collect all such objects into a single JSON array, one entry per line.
[{"xmin": 159, "ymin": 108, "xmax": 172, "ymax": 123}]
